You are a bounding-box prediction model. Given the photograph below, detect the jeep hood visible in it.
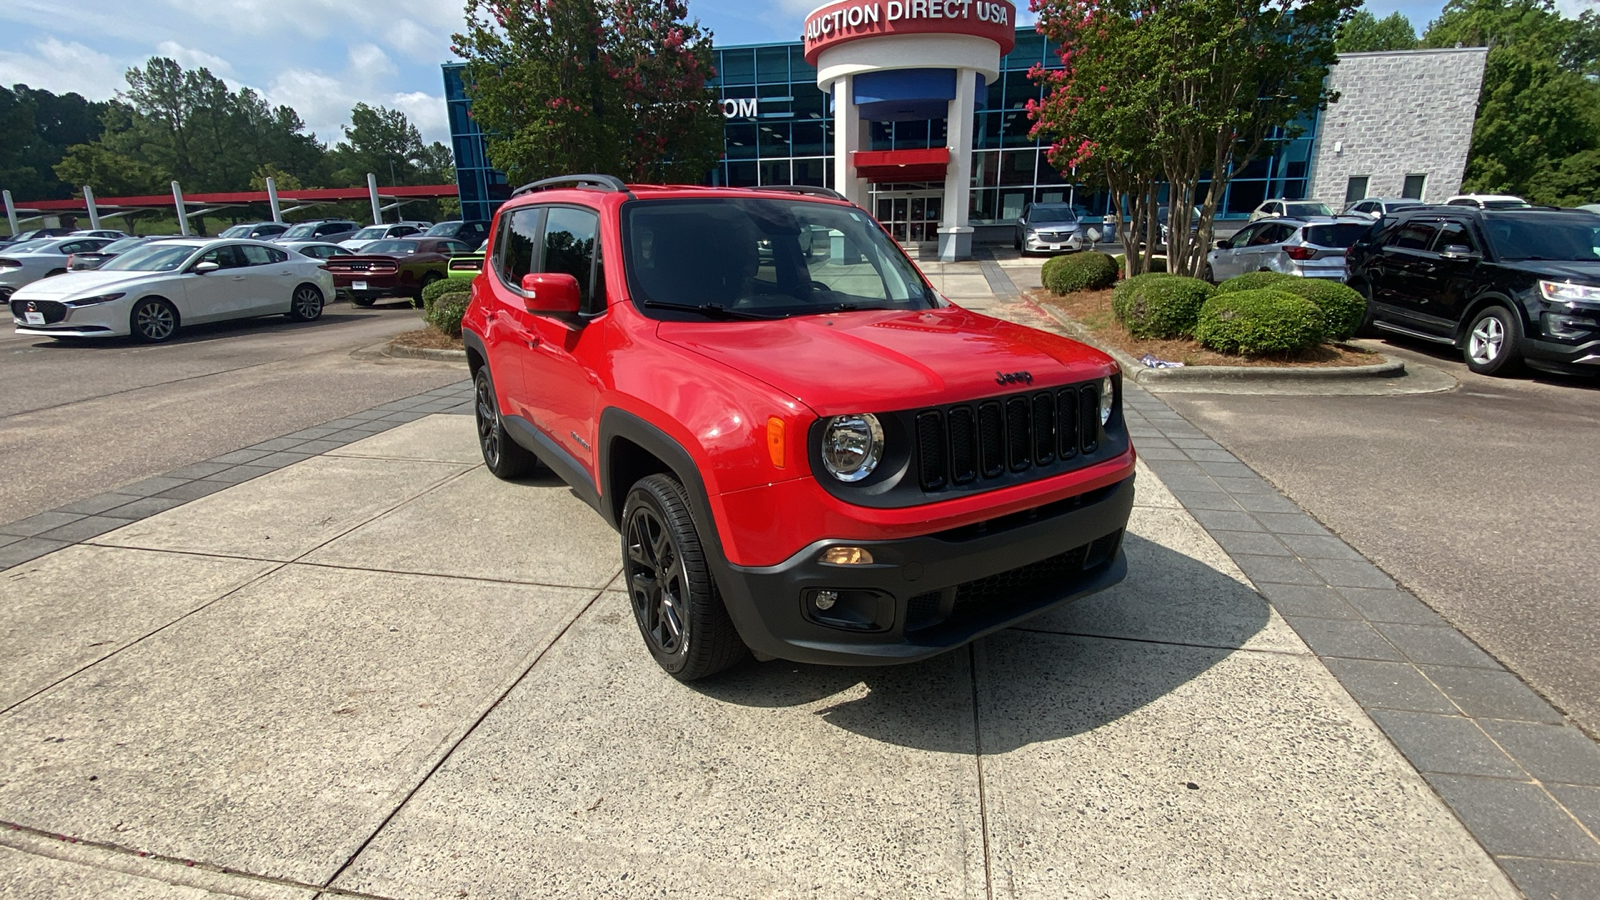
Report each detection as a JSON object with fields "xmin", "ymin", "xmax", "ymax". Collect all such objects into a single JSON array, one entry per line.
[{"xmin": 656, "ymin": 306, "xmax": 1116, "ymax": 416}]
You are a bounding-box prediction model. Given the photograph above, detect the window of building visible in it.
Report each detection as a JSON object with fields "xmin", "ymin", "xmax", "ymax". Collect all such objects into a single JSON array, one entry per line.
[
  {"xmin": 1344, "ymin": 176, "xmax": 1369, "ymax": 206},
  {"xmin": 1403, "ymin": 174, "xmax": 1427, "ymax": 200}
]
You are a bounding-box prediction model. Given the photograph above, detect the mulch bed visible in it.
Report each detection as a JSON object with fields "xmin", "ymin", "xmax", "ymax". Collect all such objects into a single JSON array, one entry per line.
[
  {"xmin": 1031, "ymin": 287, "xmax": 1379, "ymax": 368},
  {"xmin": 390, "ymin": 328, "xmax": 464, "ymax": 351}
]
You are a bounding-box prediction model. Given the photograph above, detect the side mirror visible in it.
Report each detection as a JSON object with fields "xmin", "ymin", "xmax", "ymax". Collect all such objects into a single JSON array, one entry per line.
[
  {"xmin": 1215, "ymin": 239, "xmax": 1232, "ymax": 250},
  {"xmin": 519, "ymin": 272, "xmax": 581, "ymax": 313},
  {"xmin": 1440, "ymin": 245, "xmax": 1481, "ymax": 261},
  {"xmin": 192, "ymin": 261, "xmax": 220, "ymax": 274}
]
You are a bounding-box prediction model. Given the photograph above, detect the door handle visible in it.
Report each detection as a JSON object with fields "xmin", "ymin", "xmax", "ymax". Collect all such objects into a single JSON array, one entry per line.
[{"xmin": 526, "ymin": 336, "xmax": 540, "ymax": 348}]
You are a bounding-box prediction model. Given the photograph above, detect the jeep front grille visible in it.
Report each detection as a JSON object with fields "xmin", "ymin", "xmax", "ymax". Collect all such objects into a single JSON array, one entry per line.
[{"xmin": 914, "ymin": 381, "xmax": 1105, "ymax": 492}]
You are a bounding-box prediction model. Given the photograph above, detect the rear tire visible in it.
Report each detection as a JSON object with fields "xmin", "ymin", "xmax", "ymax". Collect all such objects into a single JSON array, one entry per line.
[
  {"xmin": 349, "ymin": 294, "xmax": 375, "ymax": 308},
  {"xmin": 129, "ymin": 297, "xmax": 178, "ymax": 343},
  {"xmin": 622, "ymin": 473, "xmax": 748, "ymax": 681},
  {"xmin": 473, "ymin": 366, "xmax": 539, "ymax": 479},
  {"xmin": 1202, "ymin": 264, "xmax": 1215, "ymax": 284},
  {"xmin": 287, "ymin": 284, "xmax": 324, "ymax": 321},
  {"xmin": 413, "ymin": 272, "xmax": 442, "ymax": 309},
  {"xmin": 1464, "ymin": 306, "xmax": 1524, "ymax": 376}
]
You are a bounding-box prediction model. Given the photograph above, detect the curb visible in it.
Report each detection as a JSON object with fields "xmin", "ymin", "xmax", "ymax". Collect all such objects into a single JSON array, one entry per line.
[
  {"xmin": 1026, "ymin": 294, "xmax": 1406, "ymax": 384},
  {"xmin": 381, "ymin": 341, "xmax": 469, "ymax": 362}
]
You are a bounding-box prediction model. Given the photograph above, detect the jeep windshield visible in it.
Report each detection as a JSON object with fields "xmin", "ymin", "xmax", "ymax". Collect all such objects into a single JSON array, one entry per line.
[
  {"xmin": 1484, "ymin": 214, "xmax": 1600, "ymax": 261},
  {"xmin": 623, "ymin": 198, "xmax": 934, "ymax": 320}
]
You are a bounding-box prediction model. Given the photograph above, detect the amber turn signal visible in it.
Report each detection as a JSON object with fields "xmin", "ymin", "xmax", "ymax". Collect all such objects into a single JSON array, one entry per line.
[
  {"xmin": 767, "ymin": 417, "xmax": 785, "ymax": 468},
  {"xmin": 819, "ymin": 546, "xmax": 874, "ymax": 566}
]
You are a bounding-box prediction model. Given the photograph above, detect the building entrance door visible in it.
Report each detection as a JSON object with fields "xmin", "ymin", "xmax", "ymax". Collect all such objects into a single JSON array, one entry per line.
[{"xmin": 872, "ymin": 190, "xmax": 943, "ymax": 243}]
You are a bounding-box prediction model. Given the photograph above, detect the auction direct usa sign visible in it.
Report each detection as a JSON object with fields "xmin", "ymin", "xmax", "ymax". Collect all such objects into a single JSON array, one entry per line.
[{"xmin": 802, "ymin": 0, "xmax": 1017, "ymax": 64}]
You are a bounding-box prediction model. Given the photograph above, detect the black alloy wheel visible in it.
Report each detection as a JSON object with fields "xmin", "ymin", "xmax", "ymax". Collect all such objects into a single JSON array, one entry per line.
[
  {"xmin": 288, "ymin": 284, "xmax": 324, "ymax": 321},
  {"xmin": 130, "ymin": 298, "xmax": 178, "ymax": 343},
  {"xmin": 622, "ymin": 474, "xmax": 747, "ymax": 681},
  {"xmin": 473, "ymin": 367, "xmax": 538, "ymax": 479},
  {"xmin": 1202, "ymin": 264, "xmax": 1214, "ymax": 284}
]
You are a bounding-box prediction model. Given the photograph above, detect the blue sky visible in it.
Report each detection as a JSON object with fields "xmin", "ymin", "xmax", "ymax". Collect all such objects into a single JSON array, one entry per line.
[{"xmin": 0, "ymin": 0, "xmax": 1582, "ymax": 149}]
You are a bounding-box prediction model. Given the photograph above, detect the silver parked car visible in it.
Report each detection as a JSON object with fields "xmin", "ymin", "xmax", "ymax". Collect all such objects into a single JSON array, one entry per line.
[
  {"xmin": 1204, "ymin": 217, "xmax": 1372, "ymax": 283},
  {"xmin": 1343, "ymin": 198, "xmax": 1428, "ymax": 219},
  {"xmin": 0, "ymin": 236, "xmax": 116, "ymax": 300},
  {"xmin": 1014, "ymin": 203, "xmax": 1083, "ymax": 255},
  {"xmin": 1249, "ymin": 199, "xmax": 1335, "ymax": 222},
  {"xmin": 9, "ymin": 238, "xmax": 335, "ymax": 343}
]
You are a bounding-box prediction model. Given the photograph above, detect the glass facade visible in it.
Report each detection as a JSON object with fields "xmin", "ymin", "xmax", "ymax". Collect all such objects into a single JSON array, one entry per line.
[
  {"xmin": 444, "ymin": 29, "xmax": 1320, "ymax": 228},
  {"xmin": 444, "ymin": 64, "xmax": 511, "ymax": 223}
]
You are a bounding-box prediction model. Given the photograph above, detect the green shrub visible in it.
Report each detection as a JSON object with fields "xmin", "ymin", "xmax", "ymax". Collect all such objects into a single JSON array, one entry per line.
[
  {"xmin": 1112, "ymin": 254, "xmax": 1167, "ymax": 277},
  {"xmin": 424, "ymin": 291, "xmax": 471, "ymax": 338},
  {"xmin": 1271, "ymin": 278, "xmax": 1365, "ymax": 340},
  {"xmin": 1111, "ymin": 273, "xmax": 1214, "ymax": 339},
  {"xmin": 1041, "ymin": 250, "xmax": 1119, "ymax": 293},
  {"xmin": 1194, "ymin": 289, "xmax": 1326, "ymax": 355},
  {"xmin": 421, "ymin": 275, "xmax": 474, "ymax": 309},
  {"xmin": 1214, "ymin": 270, "xmax": 1296, "ymax": 294}
]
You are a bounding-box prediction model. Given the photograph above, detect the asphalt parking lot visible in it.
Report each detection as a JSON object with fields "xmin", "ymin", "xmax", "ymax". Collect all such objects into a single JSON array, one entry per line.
[
  {"xmin": 1157, "ymin": 337, "xmax": 1600, "ymax": 740},
  {"xmin": 1, "ymin": 261, "xmax": 1598, "ymax": 898},
  {"xmin": 0, "ymin": 297, "xmax": 463, "ymax": 524}
]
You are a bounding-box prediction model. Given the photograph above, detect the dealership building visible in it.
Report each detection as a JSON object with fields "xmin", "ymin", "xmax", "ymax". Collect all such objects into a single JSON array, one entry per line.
[{"xmin": 443, "ymin": 4, "xmax": 1486, "ymax": 260}]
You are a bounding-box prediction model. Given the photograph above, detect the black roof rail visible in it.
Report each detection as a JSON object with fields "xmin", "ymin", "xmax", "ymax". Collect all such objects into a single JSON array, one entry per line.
[
  {"xmin": 746, "ymin": 185, "xmax": 846, "ymax": 201},
  {"xmin": 511, "ymin": 174, "xmax": 630, "ymax": 197}
]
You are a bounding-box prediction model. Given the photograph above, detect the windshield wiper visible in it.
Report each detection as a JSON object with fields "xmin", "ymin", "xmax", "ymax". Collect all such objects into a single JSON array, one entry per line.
[{"xmin": 641, "ymin": 300, "xmax": 780, "ymax": 320}]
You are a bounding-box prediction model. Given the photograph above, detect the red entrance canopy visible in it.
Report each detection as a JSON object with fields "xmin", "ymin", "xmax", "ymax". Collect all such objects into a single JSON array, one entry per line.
[
  {"xmin": 15, "ymin": 184, "xmax": 460, "ymax": 212},
  {"xmin": 852, "ymin": 148, "xmax": 950, "ymax": 184}
]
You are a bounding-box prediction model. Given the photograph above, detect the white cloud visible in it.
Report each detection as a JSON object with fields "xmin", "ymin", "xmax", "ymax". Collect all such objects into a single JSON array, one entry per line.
[
  {"xmin": 347, "ymin": 42, "xmax": 400, "ymax": 80},
  {"xmin": 0, "ymin": 37, "xmax": 127, "ymax": 100},
  {"xmin": 386, "ymin": 17, "xmax": 453, "ymax": 61},
  {"xmin": 390, "ymin": 90, "xmax": 450, "ymax": 146},
  {"xmin": 155, "ymin": 40, "xmax": 236, "ymax": 78}
]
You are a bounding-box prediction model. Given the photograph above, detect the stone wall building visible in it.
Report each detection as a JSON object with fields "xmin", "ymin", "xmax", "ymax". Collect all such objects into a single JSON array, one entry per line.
[{"xmin": 1310, "ymin": 47, "xmax": 1489, "ymax": 206}]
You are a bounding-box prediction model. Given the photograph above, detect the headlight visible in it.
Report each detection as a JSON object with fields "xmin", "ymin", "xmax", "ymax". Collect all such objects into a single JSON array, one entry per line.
[
  {"xmin": 1539, "ymin": 280, "xmax": 1600, "ymax": 303},
  {"xmin": 820, "ymin": 414, "xmax": 883, "ymax": 482},
  {"xmin": 1100, "ymin": 375, "xmax": 1115, "ymax": 425},
  {"xmin": 63, "ymin": 292, "xmax": 125, "ymax": 308}
]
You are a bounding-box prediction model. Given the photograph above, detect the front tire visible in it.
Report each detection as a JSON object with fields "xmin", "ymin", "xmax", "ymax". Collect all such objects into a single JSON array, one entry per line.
[
  {"xmin": 288, "ymin": 284, "xmax": 324, "ymax": 321},
  {"xmin": 1202, "ymin": 264, "xmax": 1215, "ymax": 284},
  {"xmin": 473, "ymin": 366, "xmax": 539, "ymax": 479},
  {"xmin": 622, "ymin": 474, "xmax": 748, "ymax": 681},
  {"xmin": 129, "ymin": 298, "xmax": 178, "ymax": 343},
  {"xmin": 1464, "ymin": 305, "xmax": 1524, "ymax": 376}
]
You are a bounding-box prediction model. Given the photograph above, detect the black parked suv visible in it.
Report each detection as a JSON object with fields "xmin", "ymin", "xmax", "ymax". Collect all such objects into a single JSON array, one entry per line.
[{"xmin": 1346, "ymin": 206, "xmax": 1600, "ymax": 376}]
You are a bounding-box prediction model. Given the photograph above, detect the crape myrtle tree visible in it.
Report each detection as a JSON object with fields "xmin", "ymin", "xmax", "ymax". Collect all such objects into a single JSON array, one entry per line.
[
  {"xmin": 454, "ymin": 0, "xmax": 723, "ymax": 185},
  {"xmin": 1028, "ymin": 0, "xmax": 1357, "ymax": 277}
]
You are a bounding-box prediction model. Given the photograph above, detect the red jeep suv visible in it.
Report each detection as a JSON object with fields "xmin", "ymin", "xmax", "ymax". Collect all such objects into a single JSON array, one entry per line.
[{"xmin": 463, "ymin": 175, "xmax": 1136, "ymax": 680}]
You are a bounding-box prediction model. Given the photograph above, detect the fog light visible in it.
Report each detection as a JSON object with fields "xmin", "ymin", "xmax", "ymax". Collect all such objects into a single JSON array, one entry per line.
[
  {"xmin": 819, "ymin": 546, "xmax": 874, "ymax": 566},
  {"xmin": 814, "ymin": 590, "xmax": 839, "ymax": 610}
]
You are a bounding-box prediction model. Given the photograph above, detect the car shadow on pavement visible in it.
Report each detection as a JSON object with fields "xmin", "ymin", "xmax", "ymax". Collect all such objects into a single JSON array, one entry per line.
[
  {"xmin": 694, "ymin": 534, "xmax": 1270, "ymax": 755},
  {"xmin": 1366, "ymin": 333, "xmax": 1600, "ymax": 390},
  {"xmin": 23, "ymin": 311, "xmax": 389, "ymax": 349}
]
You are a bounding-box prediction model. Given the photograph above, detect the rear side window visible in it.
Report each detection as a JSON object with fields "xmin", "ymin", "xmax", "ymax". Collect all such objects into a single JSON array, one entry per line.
[
  {"xmin": 1303, "ymin": 224, "xmax": 1368, "ymax": 248},
  {"xmin": 238, "ymin": 245, "xmax": 276, "ymax": 265},
  {"xmin": 1390, "ymin": 222, "xmax": 1439, "ymax": 250},
  {"xmin": 495, "ymin": 208, "xmax": 541, "ymax": 286}
]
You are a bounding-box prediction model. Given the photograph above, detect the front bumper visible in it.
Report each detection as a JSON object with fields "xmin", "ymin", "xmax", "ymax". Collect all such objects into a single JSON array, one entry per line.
[
  {"xmin": 711, "ymin": 475, "xmax": 1135, "ymax": 665},
  {"xmin": 1024, "ymin": 232, "xmax": 1084, "ymax": 253},
  {"xmin": 1520, "ymin": 334, "xmax": 1600, "ymax": 373}
]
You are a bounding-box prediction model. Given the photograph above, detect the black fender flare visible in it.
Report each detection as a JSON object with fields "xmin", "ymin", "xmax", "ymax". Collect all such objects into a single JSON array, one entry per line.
[{"xmin": 598, "ymin": 408, "xmax": 722, "ymax": 557}]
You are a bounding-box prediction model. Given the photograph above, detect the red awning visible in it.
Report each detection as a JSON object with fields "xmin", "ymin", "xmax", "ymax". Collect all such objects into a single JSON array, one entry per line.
[{"xmin": 852, "ymin": 148, "xmax": 950, "ymax": 184}]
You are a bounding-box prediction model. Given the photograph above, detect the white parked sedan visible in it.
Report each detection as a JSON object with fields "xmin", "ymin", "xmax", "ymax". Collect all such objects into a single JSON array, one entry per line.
[
  {"xmin": 0, "ymin": 236, "xmax": 116, "ymax": 300},
  {"xmin": 8, "ymin": 238, "xmax": 334, "ymax": 343}
]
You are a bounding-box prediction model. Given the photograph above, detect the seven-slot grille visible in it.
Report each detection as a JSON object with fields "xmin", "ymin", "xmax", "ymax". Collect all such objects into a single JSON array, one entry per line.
[{"xmin": 915, "ymin": 381, "xmax": 1103, "ymax": 492}]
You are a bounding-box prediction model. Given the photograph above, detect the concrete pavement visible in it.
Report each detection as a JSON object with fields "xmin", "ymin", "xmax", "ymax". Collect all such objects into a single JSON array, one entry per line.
[{"xmin": 0, "ymin": 258, "xmax": 1587, "ymax": 898}]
